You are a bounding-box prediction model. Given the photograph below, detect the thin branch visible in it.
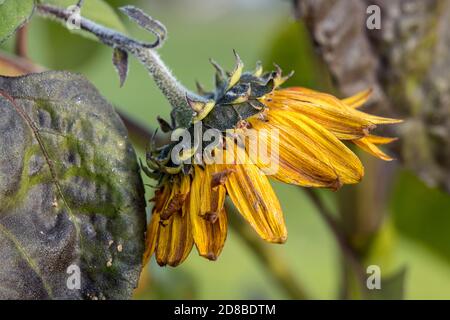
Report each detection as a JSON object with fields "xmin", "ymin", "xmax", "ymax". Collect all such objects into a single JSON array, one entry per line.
[
  {"xmin": 36, "ymin": 3, "xmax": 199, "ymax": 122},
  {"xmin": 303, "ymin": 188, "xmax": 368, "ymax": 297}
]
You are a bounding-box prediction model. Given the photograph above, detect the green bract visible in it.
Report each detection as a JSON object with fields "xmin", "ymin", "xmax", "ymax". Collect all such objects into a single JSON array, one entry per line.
[{"xmin": 144, "ymin": 53, "xmax": 293, "ymax": 182}]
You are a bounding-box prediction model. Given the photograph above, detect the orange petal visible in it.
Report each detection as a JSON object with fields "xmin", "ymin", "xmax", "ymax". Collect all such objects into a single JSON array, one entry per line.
[
  {"xmin": 266, "ymin": 110, "xmax": 364, "ymax": 184},
  {"xmin": 239, "ymin": 124, "xmax": 340, "ymax": 188},
  {"xmin": 190, "ymin": 166, "xmax": 228, "ymax": 260},
  {"xmin": 143, "ymin": 209, "xmax": 160, "ymax": 266},
  {"xmin": 353, "ymin": 136, "xmax": 397, "ymax": 161},
  {"xmin": 143, "ymin": 186, "xmax": 171, "ymax": 266},
  {"xmin": 341, "ymin": 89, "xmax": 373, "ymax": 109},
  {"xmin": 365, "ymin": 135, "xmax": 398, "ymax": 145},
  {"xmin": 155, "ymin": 176, "xmax": 194, "ymax": 267},
  {"xmin": 155, "ymin": 209, "xmax": 194, "ymax": 267},
  {"xmin": 221, "ymin": 141, "xmax": 287, "ymax": 243},
  {"xmin": 265, "ymin": 89, "xmax": 374, "ymax": 140}
]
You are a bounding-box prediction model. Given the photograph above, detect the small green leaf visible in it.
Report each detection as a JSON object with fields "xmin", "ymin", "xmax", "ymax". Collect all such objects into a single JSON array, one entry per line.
[
  {"xmin": 0, "ymin": 0, "xmax": 35, "ymax": 43},
  {"xmin": 112, "ymin": 47, "xmax": 128, "ymax": 87},
  {"xmin": 0, "ymin": 71, "xmax": 146, "ymax": 299},
  {"xmin": 38, "ymin": 0, "xmax": 127, "ymax": 39}
]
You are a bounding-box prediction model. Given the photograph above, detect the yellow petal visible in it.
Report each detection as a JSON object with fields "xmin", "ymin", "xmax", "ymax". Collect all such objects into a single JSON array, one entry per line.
[
  {"xmin": 160, "ymin": 176, "xmax": 189, "ymax": 221},
  {"xmin": 353, "ymin": 135, "xmax": 397, "ymax": 161},
  {"xmin": 143, "ymin": 186, "xmax": 171, "ymax": 266},
  {"xmin": 192, "ymin": 100, "xmax": 216, "ymax": 123},
  {"xmin": 155, "ymin": 211, "xmax": 194, "ymax": 267},
  {"xmin": 311, "ymin": 88, "xmax": 401, "ymax": 125},
  {"xmin": 202, "ymin": 165, "xmax": 227, "ymax": 214},
  {"xmin": 155, "ymin": 176, "xmax": 194, "ymax": 267},
  {"xmin": 222, "ymin": 141, "xmax": 287, "ymax": 243},
  {"xmin": 341, "ymin": 89, "xmax": 373, "ymax": 109},
  {"xmin": 143, "ymin": 210, "xmax": 160, "ymax": 266},
  {"xmin": 351, "ymin": 109, "xmax": 403, "ymax": 125},
  {"xmin": 265, "ymin": 89, "xmax": 374, "ymax": 140},
  {"xmin": 365, "ymin": 135, "xmax": 398, "ymax": 145},
  {"xmin": 266, "ymin": 87, "xmax": 402, "ymax": 138},
  {"xmin": 239, "ymin": 125, "xmax": 341, "ymax": 189},
  {"xmin": 267, "ymin": 110, "xmax": 364, "ymax": 184},
  {"xmin": 284, "ymin": 87, "xmax": 318, "ymax": 95},
  {"xmin": 190, "ymin": 166, "xmax": 228, "ymax": 260}
]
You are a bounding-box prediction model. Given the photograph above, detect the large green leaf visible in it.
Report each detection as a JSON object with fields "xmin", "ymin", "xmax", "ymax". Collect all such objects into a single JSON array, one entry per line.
[
  {"xmin": 0, "ymin": 71, "xmax": 146, "ymax": 299},
  {"xmin": 0, "ymin": 0, "xmax": 35, "ymax": 44}
]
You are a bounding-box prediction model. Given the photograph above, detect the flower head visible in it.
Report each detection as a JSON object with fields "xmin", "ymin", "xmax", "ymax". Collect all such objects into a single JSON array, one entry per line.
[{"xmin": 143, "ymin": 53, "xmax": 401, "ymax": 267}]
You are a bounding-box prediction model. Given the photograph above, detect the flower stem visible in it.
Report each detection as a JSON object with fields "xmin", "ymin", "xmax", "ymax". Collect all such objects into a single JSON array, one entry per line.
[{"xmin": 36, "ymin": 3, "xmax": 196, "ymax": 123}]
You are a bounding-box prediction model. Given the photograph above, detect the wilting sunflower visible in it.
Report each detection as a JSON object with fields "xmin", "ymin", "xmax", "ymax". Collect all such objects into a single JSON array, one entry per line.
[{"xmin": 143, "ymin": 52, "xmax": 401, "ymax": 267}]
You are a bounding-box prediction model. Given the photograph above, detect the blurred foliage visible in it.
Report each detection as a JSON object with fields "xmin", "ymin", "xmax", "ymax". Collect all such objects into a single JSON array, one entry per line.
[
  {"xmin": 134, "ymin": 267, "xmax": 197, "ymax": 300},
  {"xmin": 34, "ymin": 0, "xmax": 127, "ymax": 69},
  {"xmin": 37, "ymin": 20, "xmax": 101, "ymax": 70},
  {"xmin": 263, "ymin": 21, "xmax": 333, "ymax": 91},
  {"xmin": 392, "ymin": 170, "xmax": 450, "ymax": 265},
  {"xmin": 0, "ymin": 0, "xmax": 34, "ymax": 43}
]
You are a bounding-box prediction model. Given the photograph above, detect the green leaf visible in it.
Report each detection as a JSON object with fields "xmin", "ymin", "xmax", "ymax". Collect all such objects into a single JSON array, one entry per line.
[
  {"xmin": 0, "ymin": 0, "xmax": 35, "ymax": 44},
  {"xmin": 38, "ymin": 0, "xmax": 127, "ymax": 39},
  {"xmin": 0, "ymin": 71, "xmax": 146, "ymax": 299}
]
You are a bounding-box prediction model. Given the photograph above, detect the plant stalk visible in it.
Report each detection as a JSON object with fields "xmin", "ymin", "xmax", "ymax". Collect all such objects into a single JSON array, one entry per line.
[
  {"xmin": 36, "ymin": 3, "xmax": 198, "ymax": 119},
  {"xmin": 303, "ymin": 188, "xmax": 369, "ymax": 298}
]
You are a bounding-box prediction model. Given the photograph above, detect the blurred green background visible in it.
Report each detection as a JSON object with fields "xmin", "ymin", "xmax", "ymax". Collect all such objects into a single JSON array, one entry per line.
[{"xmin": 2, "ymin": 0, "xmax": 450, "ymax": 299}]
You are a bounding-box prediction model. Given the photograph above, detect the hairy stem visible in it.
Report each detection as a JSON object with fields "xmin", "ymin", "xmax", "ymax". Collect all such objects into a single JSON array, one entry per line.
[{"xmin": 36, "ymin": 3, "xmax": 197, "ymax": 118}]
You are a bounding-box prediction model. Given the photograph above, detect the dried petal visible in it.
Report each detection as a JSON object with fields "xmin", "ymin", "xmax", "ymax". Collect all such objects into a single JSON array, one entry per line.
[
  {"xmin": 189, "ymin": 166, "xmax": 227, "ymax": 260},
  {"xmin": 266, "ymin": 110, "xmax": 364, "ymax": 184},
  {"xmin": 222, "ymin": 141, "xmax": 287, "ymax": 243},
  {"xmin": 341, "ymin": 88, "xmax": 372, "ymax": 109}
]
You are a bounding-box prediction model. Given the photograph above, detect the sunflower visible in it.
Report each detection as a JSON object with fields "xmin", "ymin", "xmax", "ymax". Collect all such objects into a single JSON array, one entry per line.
[{"xmin": 143, "ymin": 53, "xmax": 401, "ymax": 267}]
